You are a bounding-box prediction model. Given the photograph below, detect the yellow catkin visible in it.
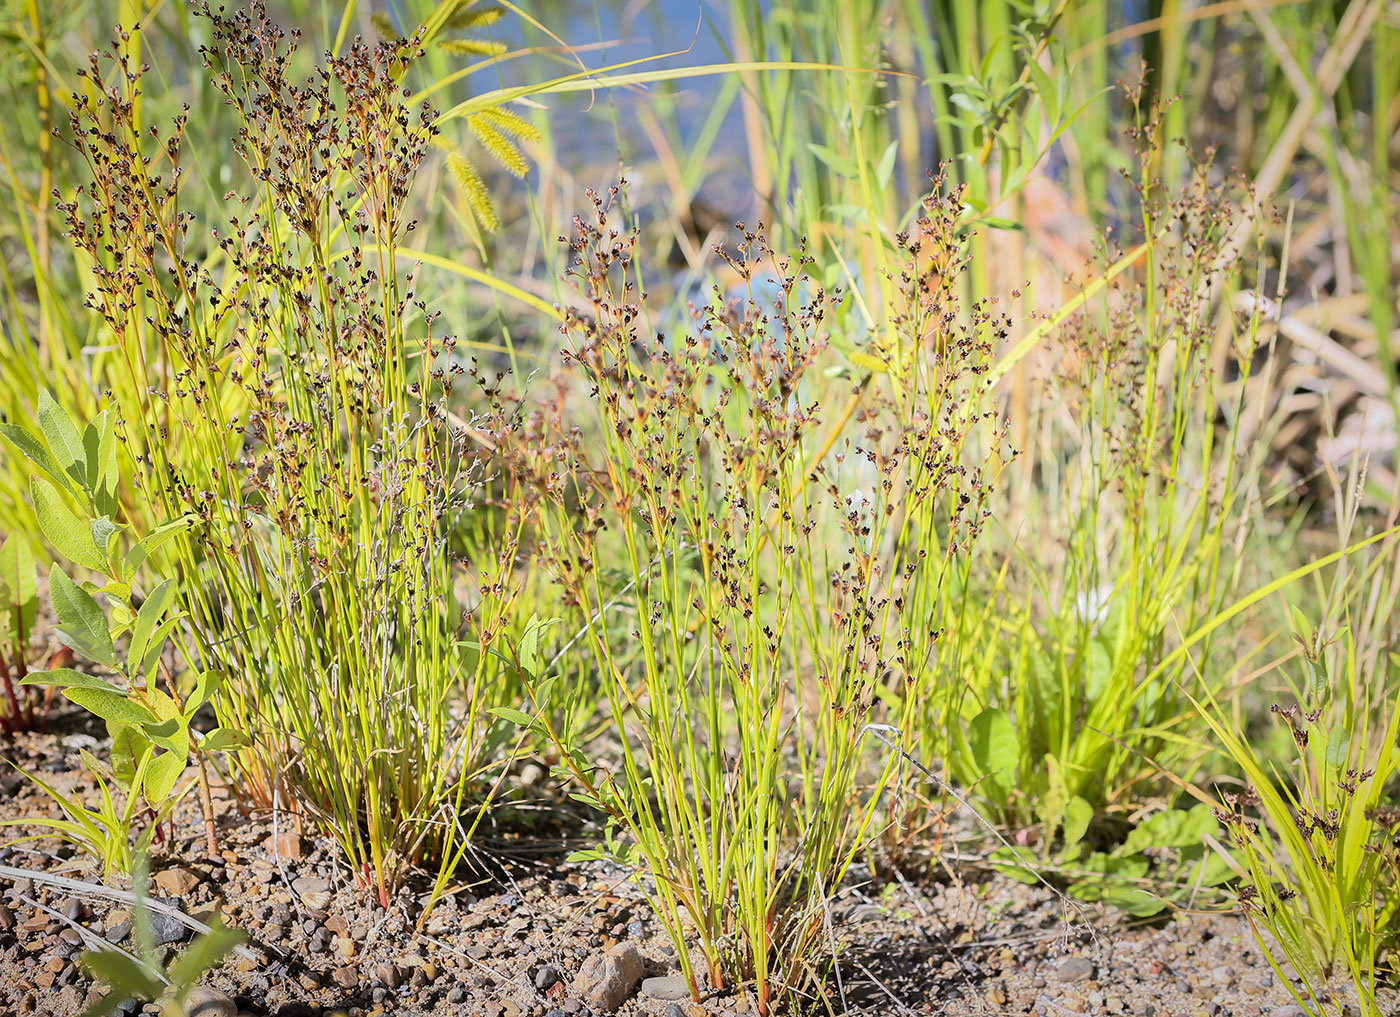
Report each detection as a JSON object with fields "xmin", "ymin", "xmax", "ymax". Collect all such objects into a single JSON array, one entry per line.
[
  {"xmin": 370, "ymin": 12, "xmax": 398, "ymax": 39},
  {"xmin": 467, "ymin": 116, "xmax": 529, "ymax": 178},
  {"xmin": 476, "ymin": 106, "xmax": 542, "ymax": 144},
  {"xmin": 437, "ymin": 37, "xmax": 508, "ymax": 58},
  {"xmin": 445, "ymin": 152, "xmax": 500, "ymax": 231},
  {"xmin": 446, "ymin": 2, "xmax": 505, "ymax": 31}
]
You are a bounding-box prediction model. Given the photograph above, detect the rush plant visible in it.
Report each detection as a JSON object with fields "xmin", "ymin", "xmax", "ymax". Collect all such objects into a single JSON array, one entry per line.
[
  {"xmin": 1200, "ymin": 465, "xmax": 1400, "ymax": 1017},
  {"xmin": 51, "ymin": 4, "xmax": 531, "ymax": 905},
  {"xmin": 935, "ymin": 101, "xmax": 1270, "ymax": 850},
  {"xmin": 495, "ymin": 185, "xmax": 1006, "ymax": 1013}
]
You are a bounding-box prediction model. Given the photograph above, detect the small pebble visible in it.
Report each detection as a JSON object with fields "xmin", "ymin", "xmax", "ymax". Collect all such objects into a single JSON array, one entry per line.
[
  {"xmin": 1056, "ymin": 957, "xmax": 1095, "ymax": 983},
  {"xmin": 640, "ymin": 975, "xmax": 690, "ymax": 1000}
]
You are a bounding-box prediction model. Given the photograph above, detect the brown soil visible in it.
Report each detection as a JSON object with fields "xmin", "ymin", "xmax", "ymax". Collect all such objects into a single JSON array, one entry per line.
[{"xmin": 0, "ymin": 714, "xmax": 1385, "ymax": 1017}]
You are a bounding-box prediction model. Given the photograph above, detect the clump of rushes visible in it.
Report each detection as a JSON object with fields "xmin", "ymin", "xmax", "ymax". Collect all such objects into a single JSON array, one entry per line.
[
  {"xmin": 1199, "ymin": 471, "xmax": 1400, "ymax": 1017},
  {"xmin": 942, "ymin": 95, "xmax": 1269, "ymax": 850},
  {"xmin": 56, "ymin": 3, "xmax": 528, "ymax": 906},
  {"xmin": 496, "ymin": 185, "xmax": 1002, "ymax": 1013},
  {"xmin": 870, "ymin": 179, "xmax": 1015, "ymax": 857}
]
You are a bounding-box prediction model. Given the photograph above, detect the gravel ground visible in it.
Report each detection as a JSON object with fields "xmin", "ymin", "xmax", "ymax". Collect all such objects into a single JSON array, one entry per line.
[{"xmin": 0, "ymin": 719, "xmax": 1391, "ymax": 1017}]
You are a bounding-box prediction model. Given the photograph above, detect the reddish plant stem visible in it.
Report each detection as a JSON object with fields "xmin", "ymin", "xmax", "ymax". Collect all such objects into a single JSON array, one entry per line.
[{"xmin": 0, "ymin": 647, "xmax": 32, "ymax": 732}]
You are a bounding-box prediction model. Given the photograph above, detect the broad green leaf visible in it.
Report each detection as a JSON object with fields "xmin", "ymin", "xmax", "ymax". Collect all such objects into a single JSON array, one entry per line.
[
  {"xmin": 33, "ymin": 477, "xmax": 107, "ymax": 573},
  {"xmin": 1099, "ymin": 885, "xmax": 1164, "ymax": 917},
  {"xmin": 989, "ymin": 846, "xmax": 1040, "ymax": 885},
  {"xmin": 977, "ymin": 216, "xmax": 1027, "ymax": 234},
  {"xmin": 949, "ymin": 91, "xmax": 988, "ymax": 120},
  {"xmin": 967, "ymin": 707, "xmax": 1017, "ymax": 791},
  {"xmin": 1041, "ymin": 753, "xmax": 1068, "ymax": 833},
  {"xmin": 1026, "ymin": 58, "xmax": 1059, "ymax": 125},
  {"xmin": 20, "ymin": 667, "xmax": 119, "ymax": 693},
  {"xmin": 123, "ymin": 516, "xmax": 195, "ymax": 580},
  {"xmin": 0, "ymin": 536, "xmax": 37, "ymax": 646},
  {"xmin": 63, "ymin": 686, "xmax": 152, "ymax": 727},
  {"xmin": 806, "ymin": 142, "xmax": 856, "ymax": 177},
  {"xmin": 109, "ymin": 722, "xmax": 151, "ymax": 789},
  {"xmin": 517, "ymin": 614, "xmax": 558, "ymax": 680},
  {"xmin": 0, "ymin": 422, "xmax": 75, "ymax": 495},
  {"xmin": 198, "ymin": 727, "xmax": 250, "ymax": 752},
  {"xmin": 533, "ymin": 675, "xmax": 558, "ymax": 709},
  {"xmin": 137, "ymin": 615, "xmax": 182, "ymax": 681},
  {"xmin": 89, "ymin": 516, "xmax": 123, "ymax": 564},
  {"xmin": 49, "ymin": 566, "xmax": 115, "ymax": 666},
  {"xmin": 80, "ymin": 949, "xmax": 163, "ymax": 1005},
  {"xmin": 129, "ymin": 578, "xmax": 177, "ymax": 669},
  {"xmin": 490, "ymin": 705, "xmax": 535, "ymax": 727},
  {"xmin": 1062, "ymin": 795, "xmax": 1093, "ymax": 848},
  {"xmin": 874, "ymin": 140, "xmax": 898, "ymax": 189},
  {"xmin": 38, "ymin": 389, "xmax": 87, "ymax": 490},
  {"xmin": 142, "ymin": 751, "xmax": 183, "ymax": 804},
  {"xmin": 93, "ymin": 579, "xmax": 133, "ymax": 603},
  {"xmin": 167, "ymin": 918, "xmax": 247, "ymax": 992},
  {"xmin": 144, "ymin": 687, "xmax": 189, "ymax": 761},
  {"xmin": 1122, "ymin": 804, "xmax": 1217, "ymax": 853},
  {"xmin": 1325, "ymin": 724, "xmax": 1352, "ymax": 768},
  {"xmin": 1185, "ymin": 851, "xmax": 1233, "ymax": 887},
  {"xmin": 83, "ymin": 409, "xmax": 120, "ymax": 517},
  {"xmin": 185, "ymin": 669, "xmax": 228, "ymax": 716}
]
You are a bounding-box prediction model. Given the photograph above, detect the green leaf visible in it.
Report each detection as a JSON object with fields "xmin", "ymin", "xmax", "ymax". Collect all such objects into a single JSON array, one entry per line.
[
  {"xmin": 129, "ymin": 579, "xmax": 177, "ymax": 671},
  {"xmin": 517, "ymin": 614, "xmax": 558, "ymax": 680},
  {"xmin": 38, "ymin": 389, "xmax": 87, "ymax": 490},
  {"xmin": 83, "ymin": 409, "xmax": 120, "ymax": 517},
  {"xmin": 142, "ymin": 751, "xmax": 183, "ymax": 804},
  {"xmin": 167, "ymin": 918, "xmax": 247, "ymax": 992},
  {"xmin": 1026, "ymin": 58, "xmax": 1059, "ymax": 125},
  {"xmin": 967, "ymin": 707, "xmax": 1017, "ymax": 791},
  {"xmin": 109, "ymin": 723, "xmax": 151, "ymax": 789},
  {"xmin": 1185, "ymin": 851, "xmax": 1233, "ymax": 888},
  {"xmin": 89, "ymin": 516, "xmax": 124, "ymax": 564},
  {"xmin": 950, "ymin": 91, "xmax": 988, "ymax": 120},
  {"xmin": 874, "ymin": 140, "xmax": 898, "ymax": 188},
  {"xmin": 0, "ymin": 535, "xmax": 36, "ymax": 647},
  {"xmin": 1122, "ymin": 804, "xmax": 1217, "ymax": 854},
  {"xmin": 1325, "ymin": 724, "xmax": 1352, "ymax": 768},
  {"xmin": 184, "ymin": 670, "xmax": 228, "ymax": 716},
  {"xmin": 806, "ymin": 142, "xmax": 857, "ymax": 177},
  {"xmin": 1062, "ymin": 795, "xmax": 1093, "ymax": 848},
  {"xmin": 989, "ymin": 845, "xmax": 1040, "ymax": 884},
  {"xmin": 20, "ymin": 667, "xmax": 120, "ymax": 693},
  {"xmin": 49, "ymin": 566, "xmax": 115, "ymax": 666},
  {"xmin": 197, "ymin": 727, "xmax": 249, "ymax": 753},
  {"xmin": 1105, "ymin": 888, "xmax": 1167, "ymax": 917},
  {"xmin": 80, "ymin": 949, "xmax": 163, "ymax": 1008},
  {"xmin": 143, "ymin": 687, "xmax": 190, "ymax": 761},
  {"xmin": 977, "ymin": 216, "xmax": 1028, "ymax": 234},
  {"xmin": 137, "ymin": 615, "xmax": 182, "ymax": 681},
  {"xmin": 123, "ymin": 516, "xmax": 194, "ymax": 581},
  {"xmin": 1085, "ymin": 638, "xmax": 1113, "ymax": 704},
  {"xmin": 0, "ymin": 422, "xmax": 75, "ymax": 496},
  {"xmin": 489, "ymin": 706, "xmax": 536, "ymax": 728},
  {"xmin": 33, "ymin": 477, "xmax": 106, "ymax": 573},
  {"xmin": 63, "ymin": 687, "xmax": 152, "ymax": 727}
]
